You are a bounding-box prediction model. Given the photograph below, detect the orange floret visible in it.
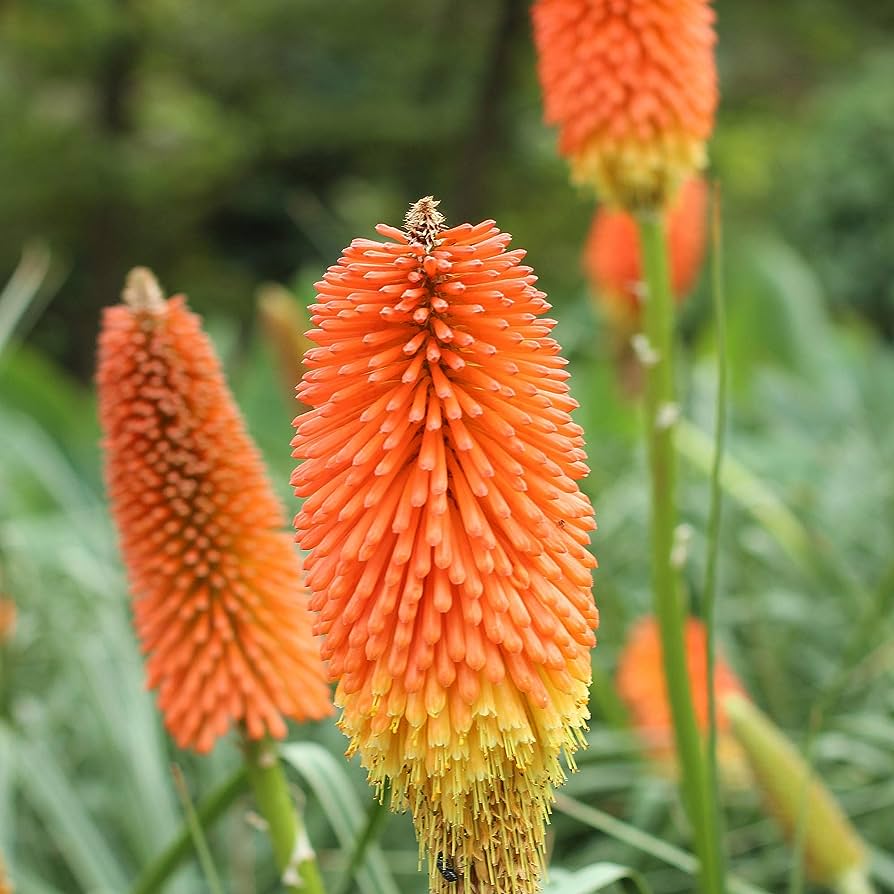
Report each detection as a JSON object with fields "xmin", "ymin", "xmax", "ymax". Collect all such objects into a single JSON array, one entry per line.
[
  {"xmin": 97, "ymin": 269, "xmax": 332, "ymax": 753},
  {"xmin": 532, "ymin": 0, "xmax": 717, "ymax": 208},
  {"xmin": 292, "ymin": 198, "xmax": 598, "ymax": 894}
]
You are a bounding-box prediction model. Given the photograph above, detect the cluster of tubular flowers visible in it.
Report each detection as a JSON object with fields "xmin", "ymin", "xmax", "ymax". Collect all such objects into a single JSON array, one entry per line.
[
  {"xmin": 616, "ymin": 615, "xmax": 749, "ymax": 786},
  {"xmin": 584, "ymin": 176, "xmax": 708, "ymax": 329},
  {"xmin": 97, "ymin": 269, "xmax": 332, "ymax": 752},
  {"xmin": 532, "ymin": 0, "xmax": 717, "ymax": 209},
  {"xmin": 292, "ymin": 198, "xmax": 598, "ymax": 894}
]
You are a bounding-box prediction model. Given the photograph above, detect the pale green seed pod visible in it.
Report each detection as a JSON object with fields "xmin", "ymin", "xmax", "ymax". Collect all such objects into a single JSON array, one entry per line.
[{"xmin": 723, "ymin": 693, "xmax": 871, "ymax": 892}]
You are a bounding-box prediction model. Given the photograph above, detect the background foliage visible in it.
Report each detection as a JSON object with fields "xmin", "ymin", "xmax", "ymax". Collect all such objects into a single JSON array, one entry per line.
[{"xmin": 1, "ymin": 2, "xmax": 893, "ymax": 892}]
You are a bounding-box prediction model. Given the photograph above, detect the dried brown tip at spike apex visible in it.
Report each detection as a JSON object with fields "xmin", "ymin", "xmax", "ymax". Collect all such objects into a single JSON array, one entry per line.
[
  {"xmin": 404, "ymin": 196, "xmax": 445, "ymax": 251},
  {"xmin": 122, "ymin": 267, "xmax": 165, "ymax": 312}
]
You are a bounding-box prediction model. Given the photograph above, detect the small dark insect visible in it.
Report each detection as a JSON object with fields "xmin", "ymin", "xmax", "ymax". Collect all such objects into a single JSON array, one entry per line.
[
  {"xmin": 557, "ymin": 519, "xmax": 566, "ymax": 529},
  {"xmin": 436, "ymin": 852, "xmax": 460, "ymax": 884}
]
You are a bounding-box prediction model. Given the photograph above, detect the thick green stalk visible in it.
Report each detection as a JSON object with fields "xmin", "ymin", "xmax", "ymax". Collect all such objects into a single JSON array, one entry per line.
[
  {"xmin": 244, "ymin": 736, "xmax": 326, "ymax": 894},
  {"xmin": 703, "ymin": 183, "xmax": 729, "ymax": 879},
  {"xmin": 637, "ymin": 211, "xmax": 724, "ymax": 894}
]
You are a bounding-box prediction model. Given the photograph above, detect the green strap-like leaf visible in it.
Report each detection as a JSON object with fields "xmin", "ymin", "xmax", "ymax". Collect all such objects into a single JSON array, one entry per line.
[
  {"xmin": 281, "ymin": 743, "xmax": 400, "ymax": 894},
  {"xmin": 545, "ymin": 862, "xmax": 653, "ymax": 894},
  {"xmin": 676, "ymin": 419, "xmax": 812, "ymax": 569},
  {"xmin": 555, "ymin": 794, "xmax": 772, "ymax": 894},
  {"xmin": 16, "ymin": 738, "xmax": 128, "ymax": 893}
]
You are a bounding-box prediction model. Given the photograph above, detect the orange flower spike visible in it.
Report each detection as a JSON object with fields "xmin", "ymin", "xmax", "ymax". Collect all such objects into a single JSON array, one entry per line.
[
  {"xmin": 292, "ymin": 198, "xmax": 598, "ymax": 894},
  {"xmin": 585, "ymin": 176, "xmax": 709, "ymax": 327},
  {"xmin": 617, "ymin": 615, "xmax": 748, "ymax": 782},
  {"xmin": 97, "ymin": 268, "xmax": 332, "ymax": 753},
  {"xmin": 532, "ymin": 0, "xmax": 717, "ymax": 209}
]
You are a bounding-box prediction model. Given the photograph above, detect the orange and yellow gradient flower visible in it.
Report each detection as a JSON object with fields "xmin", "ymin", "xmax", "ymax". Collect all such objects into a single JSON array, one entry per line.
[
  {"xmin": 98, "ymin": 268, "xmax": 332, "ymax": 753},
  {"xmin": 532, "ymin": 0, "xmax": 717, "ymax": 209},
  {"xmin": 292, "ymin": 198, "xmax": 598, "ymax": 894},
  {"xmin": 617, "ymin": 615, "xmax": 748, "ymax": 785},
  {"xmin": 584, "ymin": 176, "xmax": 708, "ymax": 329}
]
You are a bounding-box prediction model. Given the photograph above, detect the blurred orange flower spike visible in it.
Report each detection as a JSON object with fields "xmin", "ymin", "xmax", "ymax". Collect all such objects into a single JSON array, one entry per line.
[{"xmin": 98, "ymin": 268, "xmax": 333, "ymax": 753}]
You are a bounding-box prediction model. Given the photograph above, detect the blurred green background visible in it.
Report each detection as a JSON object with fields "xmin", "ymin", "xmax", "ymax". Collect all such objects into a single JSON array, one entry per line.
[{"xmin": 1, "ymin": 2, "xmax": 893, "ymax": 893}]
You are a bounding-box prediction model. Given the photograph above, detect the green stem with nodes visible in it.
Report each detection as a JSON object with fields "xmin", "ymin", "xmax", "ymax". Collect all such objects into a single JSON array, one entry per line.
[
  {"xmin": 637, "ymin": 210, "xmax": 725, "ymax": 894},
  {"xmin": 244, "ymin": 736, "xmax": 326, "ymax": 894},
  {"xmin": 703, "ymin": 183, "xmax": 729, "ymax": 883}
]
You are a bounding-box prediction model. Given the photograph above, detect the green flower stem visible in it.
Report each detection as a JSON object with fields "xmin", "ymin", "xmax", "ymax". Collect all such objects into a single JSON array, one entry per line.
[
  {"xmin": 130, "ymin": 765, "xmax": 248, "ymax": 894},
  {"xmin": 637, "ymin": 210, "xmax": 724, "ymax": 894},
  {"xmin": 171, "ymin": 764, "xmax": 225, "ymax": 894},
  {"xmin": 244, "ymin": 736, "xmax": 326, "ymax": 894},
  {"xmin": 703, "ymin": 184, "xmax": 729, "ymax": 879}
]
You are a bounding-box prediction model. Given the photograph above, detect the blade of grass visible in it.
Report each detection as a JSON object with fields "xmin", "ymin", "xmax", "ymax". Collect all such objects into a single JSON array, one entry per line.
[
  {"xmin": 171, "ymin": 765, "xmax": 225, "ymax": 894},
  {"xmin": 788, "ymin": 559, "xmax": 894, "ymax": 894},
  {"xmin": 546, "ymin": 862, "xmax": 653, "ymax": 894},
  {"xmin": 680, "ymin": 417, "xmax": 880, "ymax": 624},
  {"xmin": 131, "ymin": 765, "xmax": 248, "ymax": 894},
  {"xmin": 0, "ymin": 727, "xmax": 14, "ymax": 851},
  {"xmin": 555, "ymin": 794, "xmax": 772, "ymax": 894},
  {"xmin": 0, "ymin": 242, "xmax": 53, "ymax": 357},
  {"xmin": 16, "ymin": 738, "xmax": 129, "ymax": 892},
  {"xmin": 703, "ymin": 181, "xmax": 729, "ymax": 881},
  {"xmin": 6, "ymin": 865, "xmax": 61, "ymax": 894},
  {"xmin": 868, "ymin": 847, "xmax": 894, "ymax": 890},
  {"xmin": 334, "ymin": 779, "xmax": 392, "ymax": 894},
  {"xmin": 77, "ymin": 610, "xmax": 181, "ymax": 861},
  {"xmin": 281, "ymin": 743, "xmax": 400, "ymax": 894},
  {"xmin": 675, "ymin": 419, "xmax": 812, "ymax": 570}
]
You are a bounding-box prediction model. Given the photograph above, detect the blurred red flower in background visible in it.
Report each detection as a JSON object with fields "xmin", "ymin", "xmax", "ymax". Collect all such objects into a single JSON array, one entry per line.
[
  {"xmin": 584, "ymin": 176, "xmax": 709, "ymax": 328},
  {"xmin": 532, "ymin": 0, "xmax": 717, "ymax": 209},
  {"xmin": 617, "ymin": 615, "xmax": 748, "ymax": 784}
]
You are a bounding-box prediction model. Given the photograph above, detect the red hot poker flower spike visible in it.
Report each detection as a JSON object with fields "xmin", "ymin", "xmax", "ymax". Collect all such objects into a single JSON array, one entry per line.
[
  {"xmin": 292, "ymin": 198, "xmax": 599, "ymax": 894},
  {"xmin": 532, "ymin": 0, "xmax": 718, "ymax": 209},
  {"xmin": 98, "ymin": 268, "xmax": 332, "ymax": 753}
]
